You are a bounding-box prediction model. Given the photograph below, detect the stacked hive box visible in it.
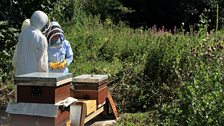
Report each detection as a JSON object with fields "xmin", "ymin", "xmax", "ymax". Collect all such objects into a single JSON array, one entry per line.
[
  {"xmin": 6, "ymin": 72, "xmax": 73, "ymax": 126},
  {"xmin": 70, "ymin": 75, "xmax": 109, "ymax": 126},
  {"xmin": 73, "ymin": 74, "xmax": 109, "ymax": 106}
]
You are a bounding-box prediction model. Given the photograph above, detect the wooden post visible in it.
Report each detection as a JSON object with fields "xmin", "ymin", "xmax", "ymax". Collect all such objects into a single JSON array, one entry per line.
[{"xmin": 106, "ymin": 91, "xmax": 118, "ymax": 120}]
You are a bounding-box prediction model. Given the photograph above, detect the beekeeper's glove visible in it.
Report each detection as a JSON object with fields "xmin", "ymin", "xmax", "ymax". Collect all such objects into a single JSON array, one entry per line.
[
  {"xmin": 49, "ymin": 62, "xmax": 59, "ymax": 69},
  {"xmin": 58, "ymin": 60, "xmax": 67, "ymax": 69}
]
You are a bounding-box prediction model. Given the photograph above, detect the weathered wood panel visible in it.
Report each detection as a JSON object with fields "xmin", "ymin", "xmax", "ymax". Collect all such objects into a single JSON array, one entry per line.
[{"xmin": 17, "ymin": 83, "xmax": 70, "ymax": 104}]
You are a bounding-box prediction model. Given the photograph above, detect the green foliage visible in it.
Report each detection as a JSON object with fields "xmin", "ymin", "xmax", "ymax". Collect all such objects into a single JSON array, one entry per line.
[
  {"xmin": 83, "ymin": 0, "xmax": 124, "ymax": 23},
  {"xmin": 116, "ymin": 112, "xmax": 156, "ymax": 126},
  {"xmin": 157, "ymin": 31, "xmax": 224, "ymax": 125},
  {"xmin": 0, "ymin": 21, "xmax": 18, "ymax": 82},
  {"xmin": 0, "ymin": 82, "xmax": 16, "ymax": 105},
  {"xmin": 43, "ymin": 0, "xmax": 74, "ymax": 22},
  {"xmin": 62, "ymin": 11, "xmax": 224, "ymax": 124},
  {"xmin": 83, "ymin": 0, "xmax": 224, "ymax": 30}
]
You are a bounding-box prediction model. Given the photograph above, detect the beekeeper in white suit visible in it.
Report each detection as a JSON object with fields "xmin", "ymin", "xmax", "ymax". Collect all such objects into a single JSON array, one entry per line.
[
  {"xmin": 13, "ymin": 10, "xmax": 50, "ymax": 76},
  {"xmin": 21, "ymin": 19, "xmax": 30, "ymax": 31}
]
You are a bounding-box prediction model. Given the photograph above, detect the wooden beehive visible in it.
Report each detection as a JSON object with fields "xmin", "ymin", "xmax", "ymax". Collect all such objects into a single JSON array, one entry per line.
[
  {"xmin": 73, "ymin": 74, "xmax": 109, "ymax": 105},
  {"xmin": 7, "ymin": 103, "xmax": 70, "ymax": 126},
  {"xmin": 15, "ymin": 72, "xmax": 72, "ymax": 104},
  {"xmin": 6, "ymin": 72, "xmax": 74, "ymax": 126}
]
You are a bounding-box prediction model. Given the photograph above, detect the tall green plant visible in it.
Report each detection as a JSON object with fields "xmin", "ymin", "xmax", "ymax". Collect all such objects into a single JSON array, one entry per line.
[{"xmin": 158, "ymin": 29, "xmax": 224, "ymax": 125}]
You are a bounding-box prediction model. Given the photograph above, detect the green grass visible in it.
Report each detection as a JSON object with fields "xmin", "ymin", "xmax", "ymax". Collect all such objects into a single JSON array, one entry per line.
[{"xmin": 116, "ymin": 112, "xmax": 156, "ymax": 126}]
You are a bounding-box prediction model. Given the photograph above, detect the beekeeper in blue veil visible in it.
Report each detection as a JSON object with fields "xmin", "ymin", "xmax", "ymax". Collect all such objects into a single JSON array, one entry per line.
[
  {"xmin": 13, "ymin": 10, "xmax": 50, "ymax": 76},
  {"xmin": 46, "ymin": 21, "xmax": 73, "ymax": 73}
]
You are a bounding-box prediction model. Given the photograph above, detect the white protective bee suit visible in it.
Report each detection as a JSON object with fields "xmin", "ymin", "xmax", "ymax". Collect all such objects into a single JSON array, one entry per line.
[
  {"xmin": 21, "ymin": 19, "xmax": 30, "ymax": 31},
  {"xmin": 13, "ymin": 10, "xmax": 50, "ymax": 76}
]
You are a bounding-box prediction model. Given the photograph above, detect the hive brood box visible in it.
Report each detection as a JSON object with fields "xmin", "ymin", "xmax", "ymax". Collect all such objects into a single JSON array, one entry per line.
[
  {"xmin": 15, "ymin": 72, "xmax": 72, "ymax": 104},
  {"xmin": 73, "ymin": 74, "xmax": 109, "ymax": 105}
]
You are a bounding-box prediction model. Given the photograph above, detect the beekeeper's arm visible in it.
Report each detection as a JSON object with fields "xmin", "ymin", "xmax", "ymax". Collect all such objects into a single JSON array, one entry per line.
[
  {"xmin": 57, "ymin": 40, "xmax": 73, "ymax": 69},
  {"xmin": 65, "ymin": 40, "xmax": 73, "ymax": 66}
]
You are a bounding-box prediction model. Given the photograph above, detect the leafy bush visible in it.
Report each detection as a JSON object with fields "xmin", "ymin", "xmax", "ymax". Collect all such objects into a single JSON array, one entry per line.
[
  {"xmin": 158, "ymin": 33, "xmax": 224, "ymax": 125},
  {"xmin": 0, "ymin": 22, "xmax": 18, "ymax": 82},
  {"xmin": 83, "ymin": 0, "xmax": 124, "ymax": 23},
  {"xmin": 66, "ymin": 14, "xmax": 224, "ymax": 125}
]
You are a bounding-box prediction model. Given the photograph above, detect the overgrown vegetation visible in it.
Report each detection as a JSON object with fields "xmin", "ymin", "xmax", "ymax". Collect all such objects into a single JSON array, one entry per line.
[
  {"xmin": 62, "ymin": 12, "xmax": 224, "ymax": 124},
  {"xmin": 1, "ymin": 0, "xmax": 224, "ymax": 125}
]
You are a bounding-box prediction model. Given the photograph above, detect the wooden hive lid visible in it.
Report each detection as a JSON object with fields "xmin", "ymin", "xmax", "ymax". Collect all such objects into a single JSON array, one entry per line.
[
  {"xmin": 15, "ymin": 72, "xmax": 73, "ymax": 86},
  {"xmin": 6, "ymin": 103, "xmax": 58, "ymax": 117},
  {"xmin": 73, "ymin": 74, "xmax": 108, "ymax": 84}
]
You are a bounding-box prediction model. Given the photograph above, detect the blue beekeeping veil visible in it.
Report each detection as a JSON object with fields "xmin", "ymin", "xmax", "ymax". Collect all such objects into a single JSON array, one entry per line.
[{"xmin": 46, "ymin": 21, "xmax": 65, "ymax": 47}]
